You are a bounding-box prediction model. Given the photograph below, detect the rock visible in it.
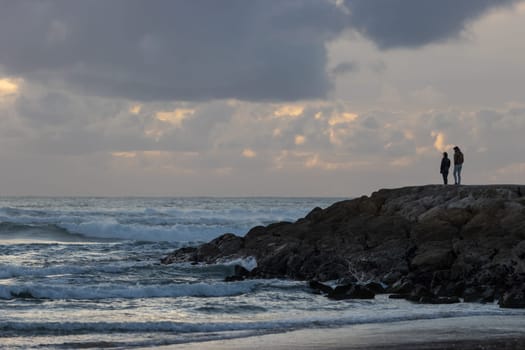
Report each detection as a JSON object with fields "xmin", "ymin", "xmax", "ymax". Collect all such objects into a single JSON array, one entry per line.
[
  {"xmin": 305, "ymin": 207, "xmax": 323, "ymax": 221},
  {"xmin": 388, "ymin": 279, "xmax": 414, "ymax": 294},
  {"xmin": 499, "ymin": 286, "xmax": 525, "ymax": 309},
  {"xmin": 410, "ymin": 245, "xmax": 456, "ymax": 272},
  {"xmin": 160, "ymin": 246, "xmax": 197, "ymax": 264},
  {"xmin": 364, "ymin": 282, "xmax": 386, "ymax": 294},
  {"xmin": 419, "ymin": 296, "xmax": 461, "ymax": 304},
  {"xmin": 224, "ymin": 275, "xmax": 245, "ymax": 282},
  {"xmin": 462, "ymin": 286, "xmax": 495, "ymax": 303},
  {"xmin": 224, "ymin": 265, "xmax": 251, "ymax": 282},
  {"xmin": 308, "ymin": 280, "xmax": 333, "ymax": 295},
  {"xmin": 400, "ymin": 285, "xmax": 461, "ymax": 304},
  {"xmin": 389, "ymin": 294, "xmax": 409, "ymax": 299},
  {"xmin": 405, "ymin": 284, "xmax": 434, "ymax": 302},
  {"xmin": 382, "ymin": 270, "xmax": 403, "ymax": 285},
  {"xmin": 328, "ymin": 284, "xmax": 375, "ymax": 300}
]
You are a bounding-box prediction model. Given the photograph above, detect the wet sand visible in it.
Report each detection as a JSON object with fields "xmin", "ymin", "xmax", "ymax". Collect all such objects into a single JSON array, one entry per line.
[{"xmin": 149, "ymin": 315, "xmax": 525, "ymax": 350}]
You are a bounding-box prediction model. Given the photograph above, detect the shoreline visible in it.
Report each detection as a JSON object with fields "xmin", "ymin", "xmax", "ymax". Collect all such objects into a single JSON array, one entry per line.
[{"xmin": 146, "ymin": 315, "xmax": 525, "ymax": 350}]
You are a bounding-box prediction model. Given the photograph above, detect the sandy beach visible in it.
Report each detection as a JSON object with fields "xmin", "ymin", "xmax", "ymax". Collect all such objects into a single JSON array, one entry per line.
[{"xmin": 150, "ymin": 315, "xmax": 525, "ymax": 350}]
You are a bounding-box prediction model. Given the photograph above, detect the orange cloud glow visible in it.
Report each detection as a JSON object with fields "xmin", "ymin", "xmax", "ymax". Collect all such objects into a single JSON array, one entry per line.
[
  {"xmin": 432, "ymin": 131, "xmax": 453, "ymax": 152},
  {"xmin": 0, "ymin": 78, "xmax": 20, "ymax": 97},
  {"xmin": 242, "ymin": 148, "xmax": 256, "ymax": 158},
  {"xmin": 328, "ymin": 112, "xmax": 358, "ymax": 126},
  {"xmin": 155, "ymin": 108, "xmax": 195, "ymax": 127},
  {"xmin": 274, "ymin": 105, "xmax": 304, "ymax": 118}
]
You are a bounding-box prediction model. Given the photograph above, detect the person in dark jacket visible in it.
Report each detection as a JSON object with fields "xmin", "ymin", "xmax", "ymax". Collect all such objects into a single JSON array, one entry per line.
[
  {"xmin": 453, "ymin": 146, "xmax": 464, "ymax": 185},
  {"xmin": 440, "ymin": 152, "xmax": 451, "ymax": 185}
]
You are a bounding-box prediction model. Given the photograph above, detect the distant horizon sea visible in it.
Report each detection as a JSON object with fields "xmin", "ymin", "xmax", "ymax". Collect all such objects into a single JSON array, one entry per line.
[{"xmin": 1, "ymin": 196, "xmax": 523, "ymax": 349}]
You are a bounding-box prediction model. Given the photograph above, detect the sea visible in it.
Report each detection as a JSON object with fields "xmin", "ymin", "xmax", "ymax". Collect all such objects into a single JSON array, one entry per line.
[{"xmin": 0, "ymin": 197, "xmax": 523, "ymax": 349}]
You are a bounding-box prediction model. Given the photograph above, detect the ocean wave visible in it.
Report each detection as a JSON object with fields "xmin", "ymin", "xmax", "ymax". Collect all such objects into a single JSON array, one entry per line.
[
  {"xmin": 0, "ymin": 263, "xmax": 130, "ymax": 279},
  {"xmin": 0, "ymin": 309, "xmax": 520, "ymax": 337},
  {"xmin": 0, "ymin": 280, "xmax": 259, "ymax": 300},
  {"xmin": 0, "ymin": 222, "xmax": 89, "ymax": 242},
  {"xmin": 0, "ymin": 197, "xmax": 336, "ymax": 242},
  {"xmin": 57, "ymin": 220, "xmax": 238, "ymax": 242},
  {"xmin": 0, "ymin": 219, "xmax": 239, "ymax": 243}
]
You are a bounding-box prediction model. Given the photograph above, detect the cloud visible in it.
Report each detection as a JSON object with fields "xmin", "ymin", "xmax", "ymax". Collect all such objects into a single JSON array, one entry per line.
[
  {"xmin": 242, "ymin": 148, "xmax": 257, "ymax": 158},
  {"xmin": 0, "ymin": 0, "xmax": 347, "ymax": 102},
  {"xmin": 112, "ymin": 151, "xmax": 136, "ymax": 159},
  {"xmin": 15, "ymin": 92, "xmax": 77, "ymax": 126},
  {"xmin": 328, "ymin": 112, "xmax": 358, "ymax": 126},
  {"xmin": 274, "ymin": 105, "xmax": 305, "ymax": 118},
  {"xmin": 332, "ymin": 61, "xmax": 358, "ymax": 75},
  {"xmin": 129, "ymin": 104, "xmax": 142, "ymax": 115},
  {"xmin": 155, "ymin": 108, "xmax": 195, "ymax": 127},
  {"xmin": 2, "ymin": 1, "xmax": 518, "ymax": 104},
  {"xmin": 431, "ymin": 131, "xmax": 454, "ymax": 152},
  {"xmin": 344, "ymin": 0, "xmax": 520, "ymax": 49},
  {"xmin": 294, "ymin": 135, "xmax": 306, "ymax": 145}
]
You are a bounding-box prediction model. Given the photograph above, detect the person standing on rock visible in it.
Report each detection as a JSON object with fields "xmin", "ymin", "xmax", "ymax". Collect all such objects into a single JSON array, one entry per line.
[
  {"xmin": 453, "ymin": 146, "xmax": 464, "ymax": 185},
  {"xmin": 440, "ymin": 152, "xmax": 451, "ymax": 185}
]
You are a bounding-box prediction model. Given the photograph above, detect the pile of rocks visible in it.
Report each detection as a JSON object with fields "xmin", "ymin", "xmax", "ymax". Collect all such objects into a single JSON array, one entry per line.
[{"xmin": 161, "ymin": 185, "xmax": 525, "ymax": 308}]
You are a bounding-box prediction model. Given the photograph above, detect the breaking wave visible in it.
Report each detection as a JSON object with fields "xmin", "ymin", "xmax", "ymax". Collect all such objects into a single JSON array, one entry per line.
[
  {"xmin": 0, "ymin": 197, "xmax": 337, "ymax": 242},
  {"xmin": 0, "ymin": 280, "xmax": 259, "ymax": 300}
]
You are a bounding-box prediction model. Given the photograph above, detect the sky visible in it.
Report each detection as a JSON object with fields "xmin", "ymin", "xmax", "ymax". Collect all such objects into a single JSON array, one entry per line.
[{"xmin": 1, "ymin": 0, "xmax": 524, "ymax": 197}]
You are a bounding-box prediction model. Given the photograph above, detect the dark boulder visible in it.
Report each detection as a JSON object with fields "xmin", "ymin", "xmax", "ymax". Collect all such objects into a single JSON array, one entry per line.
[
  {"xmin": 419, "ymin": 296, "xmax": 461, "ymax": 304},
  {"xmin": 364, "ymin": 282, "xmax": 386, "ymax": 294},
  {"xmin": 224, "ymin": 265, "xmax": 251, "ymax": 282},
  {"xmin": 499, "ymin": 285, "xmax": 525, "ymax": 309},
  {"xmin": 327, "ymin": 284, "xmax": 375, "ymax": 300},
  {"xmin": 389, "ymin": 294, "xmax": 409, "ymax": 299},
  {"xmin": 160, "ymin": 246, "xmax": 198, "ymax": 264},
  {"xmin": 308, "ymin": 280, "xmax": 333, "ymax": 295},
  {"xmin": 388, "ymin": 278, "xmax": 414, "ymax": 294}
]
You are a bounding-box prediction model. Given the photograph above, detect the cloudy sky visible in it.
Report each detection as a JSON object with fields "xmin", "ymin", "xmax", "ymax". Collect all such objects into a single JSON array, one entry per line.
[{"xmin": 1, "ymin": 0, "xmax": 524, "ymax": 197}]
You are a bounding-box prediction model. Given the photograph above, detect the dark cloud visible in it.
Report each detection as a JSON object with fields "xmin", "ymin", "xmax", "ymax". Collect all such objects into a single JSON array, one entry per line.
[
  {"xmin": 0, "ymin": 0, "xmax": 521, "ymax": 103},
  {"xmin": 344, "ymin": 0, "xmax": 519, "ymax": 49},
  {"xmin": 0, "ymin": 0, "xmax": 346, "ymax": 102}
]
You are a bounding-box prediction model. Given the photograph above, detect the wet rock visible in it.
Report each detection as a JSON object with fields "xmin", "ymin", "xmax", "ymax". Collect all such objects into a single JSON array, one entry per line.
[
  {"xmin": 308, "ymin": 280, "xmax": 333, "ymax": 295},
  {"xmin": 405, "ymin": 284, "xmax": 434, "ymax": 302},
  {"xmin": 224, "ymin": 265, "xmax": 251, "ymax": 282},
  {"xmin": 499, "ymin": 286, "xmax": 525, "ymax": 309},
  {"xmin": 327, "ymin": 284, "xmax": 375, "ymax": 300},
  {"xmin": 364, "ymin": 282, "xmax": 386, "ymax": 294},
  {"xmin": 388, "ymin": 294, "xmax": 409, "ymax": 299},
  {"xmin": 160, "ymin": 246, "xmax": 197, "ymax": 264},
  {"xmin": 462, "ymin": 286, "xmax": 495, "ymax": 303},
  {"xmin": 305, "ymin": 207, "xmax": 323, "ymax": 221},
  {"xmin": 388, "ymin": 279, "xmax": 414, "ymax": 294},
  {"xmin": 224, "ymin": 275, "xmax": 245, "ymax": 282},
  {"xmin": 382, "ymin": 270, "xmax": 403, "ymax": 285},
  {"xmin": 419, "ymin": 296, "xmax": 461, "ymax": 304}
]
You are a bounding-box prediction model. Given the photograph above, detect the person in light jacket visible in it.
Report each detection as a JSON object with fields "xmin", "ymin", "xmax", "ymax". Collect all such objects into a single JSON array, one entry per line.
[{"xmin": 453, "ymin": 146, "xmax": 464, "ymax": 185}]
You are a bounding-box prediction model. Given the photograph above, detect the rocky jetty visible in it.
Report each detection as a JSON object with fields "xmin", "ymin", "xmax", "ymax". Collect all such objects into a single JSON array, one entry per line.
[{"xmin": 161, "ymin": 185, "xmax": 525, "ymax": 308}]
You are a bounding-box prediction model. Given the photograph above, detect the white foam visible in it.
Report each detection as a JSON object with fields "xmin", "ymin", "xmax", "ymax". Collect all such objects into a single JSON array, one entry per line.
[{"xmin": 221, "ymin": 256, "xmax": 258, "ymax": 271}]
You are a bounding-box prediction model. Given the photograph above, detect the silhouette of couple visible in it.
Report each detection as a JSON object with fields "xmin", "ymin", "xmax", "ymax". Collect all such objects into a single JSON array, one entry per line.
[{"xmin": 440, "ymin": 146, "xmax": 464, "ymax": 185}]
